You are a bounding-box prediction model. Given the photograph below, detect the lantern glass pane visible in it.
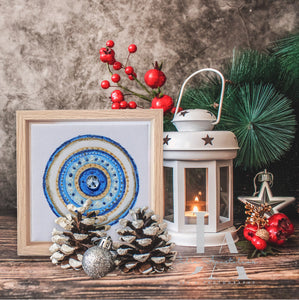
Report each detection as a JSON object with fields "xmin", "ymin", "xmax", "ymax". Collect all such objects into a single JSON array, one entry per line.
[
  {"xmin": 163, "ymin": 166, "xmax": 174, "ymax": 223},
  {"xmin": 185, "ymin": 168, "xmax": 208, "ymax": 225},
  {"xmin": 219, "ymin": 166, "xmax": 229, "ymax": 223}
]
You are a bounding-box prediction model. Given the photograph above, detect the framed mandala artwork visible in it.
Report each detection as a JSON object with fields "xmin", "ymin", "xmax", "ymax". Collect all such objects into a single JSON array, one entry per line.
[{"xmin": 17, "ymin": 110, "xmax": 163, "ymax": 255}]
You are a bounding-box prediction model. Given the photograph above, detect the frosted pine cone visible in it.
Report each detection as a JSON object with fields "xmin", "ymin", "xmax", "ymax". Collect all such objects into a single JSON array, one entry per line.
[
  {"xmin": 114, "ymin": 207, "xmax": 176, "ymax": 274},
  {"xmin": 49, "ymin": 199, "xmax": 110, "ymax": 270}
]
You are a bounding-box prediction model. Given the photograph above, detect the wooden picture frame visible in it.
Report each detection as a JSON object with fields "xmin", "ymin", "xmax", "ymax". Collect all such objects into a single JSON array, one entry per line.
[{"xmin": 17, "ymin": 110, "xmax": 163, "ymax": 256}]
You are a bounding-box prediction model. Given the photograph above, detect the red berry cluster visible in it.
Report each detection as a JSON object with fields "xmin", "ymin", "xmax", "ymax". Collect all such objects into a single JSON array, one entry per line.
[
  {"xmin": 243, "ymin": 213, "xmax": 294, "ymax": 250},
  {"xmin": 99, "ymin": 40, "xmax": 178, "ymax": 113},
  {"xmin": 100, "ymin": 40, "xmax": 138, "ymax": 109}
]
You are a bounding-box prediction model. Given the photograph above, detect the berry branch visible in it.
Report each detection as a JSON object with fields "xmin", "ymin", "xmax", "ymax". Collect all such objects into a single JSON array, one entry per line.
[{"xmin": 99, "ymin": 40, "xmax": 175, "ymax": 112}]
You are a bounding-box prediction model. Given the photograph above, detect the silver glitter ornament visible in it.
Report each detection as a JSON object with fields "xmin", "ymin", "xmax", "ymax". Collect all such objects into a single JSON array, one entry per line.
[{"xmin": 82, "ymin": 236, "xmax": 115, "ymax": 278}]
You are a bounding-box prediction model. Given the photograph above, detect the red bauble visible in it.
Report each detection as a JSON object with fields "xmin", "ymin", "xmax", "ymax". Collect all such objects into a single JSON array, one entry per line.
[
  {"xmin": 267, "ymin": 213, "xmax": 294, "ymax": 236},
  {"xmin": 128, "ymin": 44, "xmax": 137, "ymax": 53},
  {"xmin": 251, "ymin": 236, "xmax": 267, "ymax": 250},
  {"xmin": 113, "ymin": 61, "xmax": 122, "ymax": 70},
  {"xmin": 106, "ymin": 40, "xmax": 115, "ymax": 48},
  {"xmin": 144, "ymin": 64, "xmax": 166, "ymax": 88},
  {"xmin": 110, "ymin": 90, "xmax": 124, "ymax": 103},
  {"xmin": 101, "ymin": 80, "xmax": 110, "ymax": 89},
  {"xmin": 266, "ymin": 225, "xmax": 286, "ymax": 245},
  {"xmin": 243, "ymin": 224, "xmax": 258, "ymax": 242},
  {"xmin": 111, "ymin": 74, "xmax": 121, "ymax": 83},
  {"xmin": 151, "ymin": 95, "xmax": 174, "ymax": 113},
  {"xmin": 111, "ymin": 103, "xmax": 120, "ymax": 109},
  {"xmin": 120, "ymin": 101, "xmax": 128, "ymax": 109},
  {"xmin": 125, "ymin": 66, "xmax": 134, "ymax": 75},
  {"xmin": 128, "ymin": 101, "xmax": 137, "ymax": 109}
]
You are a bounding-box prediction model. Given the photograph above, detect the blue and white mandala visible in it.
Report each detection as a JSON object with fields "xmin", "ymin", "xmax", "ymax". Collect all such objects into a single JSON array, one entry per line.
[{"xmin": 43, "ymin": 135, "xmax": 139, "ymax": 225}]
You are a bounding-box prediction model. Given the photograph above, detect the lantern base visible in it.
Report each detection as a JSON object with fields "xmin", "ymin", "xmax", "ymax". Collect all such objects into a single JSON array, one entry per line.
[{"xmin": 168, "ymin": 226, "xmax": 239, "ymax": 247}]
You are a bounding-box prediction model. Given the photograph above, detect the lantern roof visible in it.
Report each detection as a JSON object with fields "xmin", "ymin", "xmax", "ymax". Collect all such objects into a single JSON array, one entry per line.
[{"xmin": 163, "ymin": 131, "xmax": 239, "ymax": 161}]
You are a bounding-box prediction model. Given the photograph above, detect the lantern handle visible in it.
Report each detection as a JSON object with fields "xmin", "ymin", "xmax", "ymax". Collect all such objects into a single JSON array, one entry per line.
[{"xmin": 173, "ymin": 68, "xmax": 225, "ymax": 125}]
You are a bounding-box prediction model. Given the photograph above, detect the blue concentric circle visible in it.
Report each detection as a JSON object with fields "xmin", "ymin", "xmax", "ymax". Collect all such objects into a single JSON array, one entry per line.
[
  {"xmin": 79, "ymin": 168, "xmax": 107, "ymax": 194},
  {"xmin": 43, "ymin": 135, "xmax": 139, "ymax": 225},
  {"xmin": 57, "ymin": 149, "xmax": 126, "ymax": 214}
]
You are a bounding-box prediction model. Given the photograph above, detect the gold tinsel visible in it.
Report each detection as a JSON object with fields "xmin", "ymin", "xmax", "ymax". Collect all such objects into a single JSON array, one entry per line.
[{"xmin": 245, "ymin": 203, "xmax": 272, "ymax": 228}]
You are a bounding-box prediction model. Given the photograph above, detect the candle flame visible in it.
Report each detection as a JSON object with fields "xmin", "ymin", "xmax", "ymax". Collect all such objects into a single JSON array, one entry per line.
[{"xmin": 194, "ymin": 196, "xmax": 199, "ymax": 202}]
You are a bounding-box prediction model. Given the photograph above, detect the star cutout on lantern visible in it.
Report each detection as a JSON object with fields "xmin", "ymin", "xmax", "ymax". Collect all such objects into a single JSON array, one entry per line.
[
  {"xmin": 163, "ymin": 135, "xmax": 171, "ymax": 145},
  {"xmin": 238, "ymin": 181, "xmax": 295, "ymax": 216},
  {"xmin": 179, "ymin": 111, "xmax": 189, "ymax": 117},
  {"xmin": 202, "ymin": 134, "xmax": 214, "ymax": 145}
]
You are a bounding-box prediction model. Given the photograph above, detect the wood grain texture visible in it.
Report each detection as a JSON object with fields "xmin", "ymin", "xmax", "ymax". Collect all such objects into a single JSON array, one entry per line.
[{"xmin": 0, "ymin": 211, "xmax": 298, "ymax": 299}]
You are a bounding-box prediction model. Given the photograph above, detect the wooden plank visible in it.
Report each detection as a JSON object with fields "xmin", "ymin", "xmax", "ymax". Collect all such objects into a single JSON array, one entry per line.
[{"xmin": 0, "ymin": 212, "xmax": 298, "ymax": 299}]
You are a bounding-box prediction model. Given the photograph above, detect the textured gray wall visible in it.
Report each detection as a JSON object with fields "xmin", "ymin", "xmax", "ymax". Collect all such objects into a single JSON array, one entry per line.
[{"xmin": 0, "ymin": 0, "xmax": 297, "ymax": 209}]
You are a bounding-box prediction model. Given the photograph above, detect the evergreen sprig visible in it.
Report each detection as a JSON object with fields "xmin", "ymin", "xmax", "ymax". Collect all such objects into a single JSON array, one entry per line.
[
  {"xmin": 224, "ymin": 49, "xmax": 280, "ymax": 86},
  {"xmin": 271, "ymin": 34, "xmax": 299, "ymax": 81},
  {"xmin": 221, "ymin": 83, "xmax": 296, "ymax": 169},
  {"xmin": 269, "ymin": 33, "xmax": 299, "ymax": 100}
]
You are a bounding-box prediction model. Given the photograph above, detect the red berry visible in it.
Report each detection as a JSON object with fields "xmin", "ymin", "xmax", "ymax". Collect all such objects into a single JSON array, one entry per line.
[
  {"xmin": 151, "ymin": 95, "xmax": 174, "ymax": 113},
  {"xmin": 111, "ymin": 74, "xmax": 121, "ymax": 83},
  {"xmin": 144, "ymin": 62, "xmax": 166, "ymax": 88},
  {"xmin": 100, "ymin": 53, "xmax": 108, "ymax": 63},
  {"xmin": 99, "ymin": 49, "xmax": 115, "ymax": 64},
  {"xmin": 128, "ymin": 101, "xmax": 137, "ymax": 109},
  {"xmin": 101, "ymin": 80, "xmax": 110, "ymax": 89},
  {"xmin": 267, "ymin": 213, "xmax": 294, "ymax": 236},
  {"xmin": 113, "ymin": 61, "xmax": 122, "ymax": 70},
  {"xmin": 111, "ymin": 103, "xmax": 120, "ymax": 109},
  {"xmin": 266, "ymin": 225, "xmax": 286, "ymax": 245},
  {"xmin": 120, "ymin": 101, "xmax": 128, "ymax": 109},
  {"xmin": 243, "ymin": 224, "xmax": 258, "ymax": 242},
  {"xmin": 128, "ymin": 72, "xmax": 137, "ymax": 80},
  {"xmin": 251, "ymin": 236, "xmax": 267, "ymax": 250},
  {"xmin": 110, "ymin": 90, "xmax": 124, "ymax": 103},
  {"xmin": 170, "ymin": 106, "xmax": 183, "ymax": 114},
  {"xmin": 99, "ymin": 47, "xmax": 106, "ymax": 54},
  {"xmin": 125, "ymin": 66, "xmax": 134, "ymax": 75},
  {"xmin": 106, "ymin": 40, "xmax": 114, "ymax": 48},
  {"xmin": 128, "ymin": 44, "xmax": 137, "ymax": 53},
  {"xmin": 108, "ymin": 58, "xmax": 116, "ymax": 65},
  {"xmin": 145, "ymin": 69, "xmax": 166, "ymax": 88}
]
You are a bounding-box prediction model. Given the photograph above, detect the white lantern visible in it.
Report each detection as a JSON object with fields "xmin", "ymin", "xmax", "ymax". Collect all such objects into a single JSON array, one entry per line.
[{"xmin": 163, "ymin": 68, "xmax": 239, "ymax": 246}]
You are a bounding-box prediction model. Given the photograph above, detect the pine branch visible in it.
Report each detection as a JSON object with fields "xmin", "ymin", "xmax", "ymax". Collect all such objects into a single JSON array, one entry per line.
[{"xmin": 222, "ymin": 83, "xmax": 296, "ymax": 169}]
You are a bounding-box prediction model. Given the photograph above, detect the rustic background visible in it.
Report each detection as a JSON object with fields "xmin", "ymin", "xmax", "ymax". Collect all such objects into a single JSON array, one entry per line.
[{"xmin": 0, "ymin": 0, "xmax": 298, "ymax": 209}]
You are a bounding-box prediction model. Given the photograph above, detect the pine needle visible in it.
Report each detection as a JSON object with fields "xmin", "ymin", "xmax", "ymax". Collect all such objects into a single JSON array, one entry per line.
[{"xmin": 222, "ymin": 83, "xmax": 296, "ymax": 169}]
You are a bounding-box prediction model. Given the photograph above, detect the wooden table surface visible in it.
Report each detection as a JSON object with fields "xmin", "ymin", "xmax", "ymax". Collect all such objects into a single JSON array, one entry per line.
[{"xmin": 0, "ymin": 210, "xmax": 298, "ymax": 299}]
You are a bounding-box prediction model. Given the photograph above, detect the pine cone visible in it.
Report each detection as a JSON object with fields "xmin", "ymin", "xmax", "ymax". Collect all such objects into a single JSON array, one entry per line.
[
  {"xmin": 49, "ymin": 199, "xmax": 110, "ymax": 270},
  {"xmin": 114, "ymin": 207, "xmax": 177, "ymax": 274}
]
